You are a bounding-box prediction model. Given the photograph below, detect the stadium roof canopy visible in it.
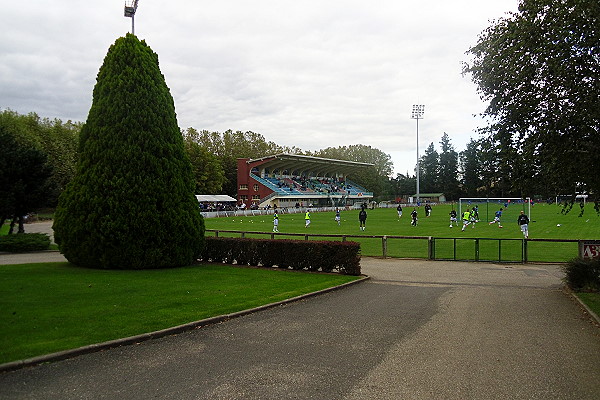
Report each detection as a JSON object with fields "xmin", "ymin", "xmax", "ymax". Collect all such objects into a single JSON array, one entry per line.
[
  {"xmin": 195, "ymin": 195, "xmax": 237, "ymax": 202},
  {"xmin": 248, "ymin": 153, "xmax": 373, "ymax": 176}
]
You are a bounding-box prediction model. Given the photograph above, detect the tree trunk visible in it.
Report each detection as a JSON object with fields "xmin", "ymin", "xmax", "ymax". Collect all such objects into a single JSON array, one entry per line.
[
  {"xmin": 8, "ymin": 216, "xmax": 17, "ymax": 234},
  {"xmin": 18, "ymin": 215, "xmax": 25, "ymax": 234}
]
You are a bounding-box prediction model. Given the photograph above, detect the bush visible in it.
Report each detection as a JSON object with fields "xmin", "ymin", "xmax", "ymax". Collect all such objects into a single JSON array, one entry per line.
[
  {"xmin": 0, "ymin": 233, "xmax": 50, "ymax": 252},
  {"xmin": 52, "ymin": 34, "xmax": 204, "ymax": 269},
  {"xmin": 200, "ymin": 237, "xmax": 361, "ymax": 275},
  {"xmin": 562, "ymin": 257, "xmax": 600, "ymax": 292}
]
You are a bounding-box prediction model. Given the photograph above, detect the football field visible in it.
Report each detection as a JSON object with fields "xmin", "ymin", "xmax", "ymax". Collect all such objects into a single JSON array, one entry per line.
[{"xmin": 205, "ymin": 203, "xmax": 599, "ymax": 262}]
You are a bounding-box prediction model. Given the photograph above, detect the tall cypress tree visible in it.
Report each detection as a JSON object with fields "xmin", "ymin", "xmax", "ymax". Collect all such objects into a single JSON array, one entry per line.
[{"xmin": 53, "ymin": 34, "xmax": 204, "ymax": 269}]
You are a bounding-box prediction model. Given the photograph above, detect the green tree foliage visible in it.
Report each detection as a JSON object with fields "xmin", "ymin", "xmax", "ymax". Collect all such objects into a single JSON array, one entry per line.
[
  {"xmin": 183, "ymin": 134, "xmax": 226, "ymax": 194},
  {"xmin": 185, "ymin": 128, "xmax": 300, "ymax": 196},
  {"xmin": 0, "ymin": 120, "xmax": 53, "ymax": 232},
  {"xmin": 463, "ymin": 0, "xmax": 600, "ymax": 208},
  {"xmin": 0, "ymin": 110, "xmax": 79, "ymax": 207},
  {"xmin": 419, "ymin": 143, "xmax": 439, "ymax": 193},
  {"xmin": 438, "ymin": 133, "xmax": 460, "ymax": 200},
  {"xmin": 459, "ymin": 138, "xmax": 484, "ymax": 197},
  {"xmin": 390, "ymin": 172, "xmax": 416, "ymax": 201},
  {"xmin": 32, "ymin": 117, "xmax": 80, "ymax": 204},
  {"xmin": 309, "ymin": 144, "xmax": 393, "ymax": 199},
  {"xmin": 53, "ymin": 34, "xmax": 204, "ymax": 269}
]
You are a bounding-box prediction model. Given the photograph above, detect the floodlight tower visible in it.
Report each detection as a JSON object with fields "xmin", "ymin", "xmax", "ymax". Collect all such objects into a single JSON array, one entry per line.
[
  {"xmin": 411, "ymin": 104, "xmax": 425, "ymax": 203},
  {"xmin": 124, "ymin": 0, "xmax": 140, "ymax": 35}
]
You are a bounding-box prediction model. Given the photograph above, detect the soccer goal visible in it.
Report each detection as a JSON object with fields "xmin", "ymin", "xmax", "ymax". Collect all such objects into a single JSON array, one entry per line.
[{"xmin": 458, "ymin": 197, "xmax": 531, "ymax": 222}]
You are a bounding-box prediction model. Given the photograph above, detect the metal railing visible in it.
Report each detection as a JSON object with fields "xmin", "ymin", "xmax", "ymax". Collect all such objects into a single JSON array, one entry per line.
[{"xmin": 205, "ymin": 230, "xmax": 583, "ymax": 264}]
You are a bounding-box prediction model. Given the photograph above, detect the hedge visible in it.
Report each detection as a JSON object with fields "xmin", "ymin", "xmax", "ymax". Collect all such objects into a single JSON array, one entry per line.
[
  {"xmin": 562, "ymin": 257, "xmax": 600, "ymax": 292},
  {"xmin": 0, "ymin": 233, "xmax": 51, "ymax": 252},
  {"xmin": 200, "ymin": 237, "xmax": 361, "ymax": 275}
]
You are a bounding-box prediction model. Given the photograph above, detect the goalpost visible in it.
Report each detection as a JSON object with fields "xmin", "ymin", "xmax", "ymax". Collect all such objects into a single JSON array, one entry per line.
[{"xmin": 458, "ymin": 197, "xmax": 531, "ymax": 222}]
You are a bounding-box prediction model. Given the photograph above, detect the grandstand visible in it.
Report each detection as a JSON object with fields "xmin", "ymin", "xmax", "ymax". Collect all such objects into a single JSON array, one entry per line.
[{"xmin": 237, "ymin": 154, "xmax": 374, "ymax": 209}]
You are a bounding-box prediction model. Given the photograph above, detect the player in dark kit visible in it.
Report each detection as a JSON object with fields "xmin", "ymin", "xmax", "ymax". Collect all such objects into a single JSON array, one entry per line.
[
  {"xmin": 410, "ymin": 208, "xmax": 418, "ymax": 226},
  {"xmin": 449, "ymin": 209, "xmax": 458, "ymax": 227},
  {"xmin": 359, "ymin": 207, "xmax": 367, "ymax": 231},
  {"xmin": 517, "ymin": 210, "xmax": 529, "ymax": 238},
  {"xmin": 424, "ymin": 204, "xmax": 432, "ymax": 217}
]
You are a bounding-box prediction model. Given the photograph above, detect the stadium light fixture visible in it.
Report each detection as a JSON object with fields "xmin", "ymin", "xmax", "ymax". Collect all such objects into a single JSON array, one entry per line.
[
  {"xmin": 124, "ymin": 0, "xmax": 140, "ymax": 35},
  {"xmin": 411, "ymin": 104, "xmax": 425, "ymax": 203}
]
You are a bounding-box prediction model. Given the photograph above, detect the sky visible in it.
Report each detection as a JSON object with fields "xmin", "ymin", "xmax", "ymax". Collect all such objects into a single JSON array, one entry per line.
[{"xmin": 1, "ymin": 0, "xmax": 519, "ymax": 176}]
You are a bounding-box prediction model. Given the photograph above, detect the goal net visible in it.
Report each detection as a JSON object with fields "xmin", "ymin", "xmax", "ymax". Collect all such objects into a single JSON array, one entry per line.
[{"xmin": 458, "ymin": 197, "xmax": 531, "ymax": 222}]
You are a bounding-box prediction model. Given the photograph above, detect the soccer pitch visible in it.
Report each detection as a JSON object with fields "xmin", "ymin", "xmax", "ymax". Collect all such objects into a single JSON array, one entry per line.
[{"xmin": 205, "ymin": 203, "xmax": 599, "ymax": 262}]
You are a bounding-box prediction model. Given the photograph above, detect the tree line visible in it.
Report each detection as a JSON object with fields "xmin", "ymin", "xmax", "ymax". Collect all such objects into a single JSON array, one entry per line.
[
  {"xmin": 0, "ymin": 110, "xmax": 79, "ymax": 232},
  {"xmin": 0, "ymin": 108, "xmax": 461, "ymax": 225},
  {"xmin": 1, "ymin": 105, "xmax": 596, "ymax": 225},
  {"xmin": 2, "ymin": 105, "xmax": 571, "ymax": 220}
]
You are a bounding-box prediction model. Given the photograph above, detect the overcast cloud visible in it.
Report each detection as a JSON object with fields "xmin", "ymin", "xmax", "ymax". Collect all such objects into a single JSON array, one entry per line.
[{"xmin": 1, "ymin": 1, "xmax": 519, "ymax": 175}]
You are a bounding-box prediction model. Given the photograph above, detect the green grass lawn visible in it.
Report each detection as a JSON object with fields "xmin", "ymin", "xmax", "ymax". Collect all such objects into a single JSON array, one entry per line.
[
  {"xmin": 0, "ymin": 262, "xmax": 359, "ymax": 364},
  {"xmin": 577, "ymin": 292, "xmax": 600, "ymax": 319},
  {"xmin": 205, "ymin": 203, "xmax": 599, "ymax": 262}
]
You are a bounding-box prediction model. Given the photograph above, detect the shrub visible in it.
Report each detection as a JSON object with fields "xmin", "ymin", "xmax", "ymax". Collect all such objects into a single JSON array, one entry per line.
[
  {"xmin": 52, "ymin": 34, "xmax": 204, "ymax": 269},
  {"xmin": 200, "ymin": 237, "xmax": 361, "ymax": 275},
  {"xmin": 0, "ymin": 233, "xmax": 50, "ymax": 252},
  {"xmin": 562, "ymin": 257, "xmax": 600, "ymax": 292}
]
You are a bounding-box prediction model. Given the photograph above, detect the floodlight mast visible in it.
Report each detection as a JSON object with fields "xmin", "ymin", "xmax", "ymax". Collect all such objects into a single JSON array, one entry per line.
[
  {"xmin": 411, "ymin": 104, "xmax": 425, "ymax": 203},
  {"xmin": 124, "ymin": 0, "xmax": 140, "ymax": 35}
]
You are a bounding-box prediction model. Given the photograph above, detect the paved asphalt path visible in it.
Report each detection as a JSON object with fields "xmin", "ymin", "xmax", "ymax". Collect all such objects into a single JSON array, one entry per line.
[{"xmin": 1, "ymin": 224, "xmax": 600, "ymax": 399}]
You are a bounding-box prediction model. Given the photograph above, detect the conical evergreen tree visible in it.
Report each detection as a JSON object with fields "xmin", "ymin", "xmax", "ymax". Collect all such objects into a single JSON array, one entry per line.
[{"xmin": 53, "ymin": 34, "xmax": 204, "ymax": 269}]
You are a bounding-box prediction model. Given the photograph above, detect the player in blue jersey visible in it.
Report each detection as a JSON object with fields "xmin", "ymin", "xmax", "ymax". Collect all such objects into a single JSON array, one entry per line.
[{"xmin": 489, "ymin": 208, "xmax": 503, "ymax": 228}]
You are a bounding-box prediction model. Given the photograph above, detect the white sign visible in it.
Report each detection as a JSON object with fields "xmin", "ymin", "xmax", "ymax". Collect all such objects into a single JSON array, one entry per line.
[{"xmin": 581, "ymin": 241, "xmax": 600, "ymax": 259}]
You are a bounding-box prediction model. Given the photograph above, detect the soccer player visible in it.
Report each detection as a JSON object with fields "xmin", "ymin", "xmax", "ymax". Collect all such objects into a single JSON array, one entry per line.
[
  {"xmin": 273, "ymin": 212, "xmax": 279, "ymax": 232},
  {"xmin": 425, "ymin": 204, "xmax": 432, "ymax": 217},
  {"xmin": 489, "ymin": 208, "xmax": 503, "ymax": 228},
  {"xmin": 410, "ymin": 208, "xmax": 418, "ymax": 226},
  {"xmin": 517, "ymin": 210, "xmax": 529, "ymax": 238},
  {"xmin": 472, "ymin": 205, "xmax": 480, "ymax": 222},
  {"xmin": 397, "ymin": 204, "xmax": 403, "ymax": 218},
  {"xmin": 335, "ymin": 208, "xmax": 341, "ymax": 226},
  {"xmin": 449, "ymin": 209, "xmax": 458, "ymax": 227},
  {"xmin": 359, "ymin": 207, "xmax": 367, "ymax": 231},
  {"xmin": 461, "ymin": 208, "xmax": 471, "ymax": 231},
  {"xmin": 470, "ymin": 210, "xmax": 478, "ymax": 228},
  {"xmin": 305, "ymin": 209, "xmax": 311, "ymax": 227}
]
